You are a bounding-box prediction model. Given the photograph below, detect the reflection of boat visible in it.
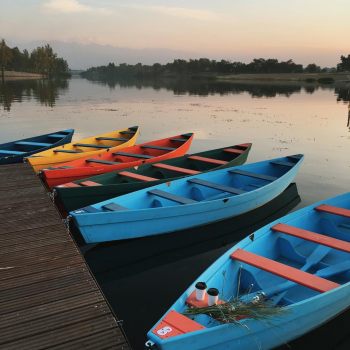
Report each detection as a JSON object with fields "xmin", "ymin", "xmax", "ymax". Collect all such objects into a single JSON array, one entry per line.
[
  {"xmin": 71, "ymin": 154, "xmax": 303, "ymax": 243},
  {"xmin": 147, "ymin": 192, "xmax": 350, "ymax": 350},
  {"xmin": 40, "ymin": 133, "xmax": 194, "ymax": 191},
  {"xmin": 0, "ymin": 129, "xmax": 74, "ymax": 165},
  {"xmin": 26, "ymin": 126, "xmax": 139, "ymax": 173},
  {"xmin": 80, "ymin": 183, "xmax": 300, "ymax": 275},
  {"xmin": 54, "ymin": 143, "xmax": 252, "ymax": 215}
]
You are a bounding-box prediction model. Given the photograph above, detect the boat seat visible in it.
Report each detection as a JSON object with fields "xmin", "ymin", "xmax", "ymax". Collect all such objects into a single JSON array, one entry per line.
[
  {"xmin": 152, "ymin": 163, "xmax": 201, "ymax": 175},
  {"xmin": 340, "ymin": 223, "xmax": 350, "ymax": 230},
  {"xmin": 170, "ymin": 138, "xmax": 188, "ymax": 142},
  {"xmin": 236, "ymin": 143, "xmax": 251, "ymax": 148},
  {"xmin": 102, "ymin": 202, "xmax": 129, "ymax": 211},
  {"xmin": 314, "ymin": 204, "xmax": 350, "ymax": 218},
  {"xmin": 54, "ymin": 149, "xmax": 83, "ymax": 153},
  {"xmin": 187, "ymin": 156, "xmax": 227, "ymax": 165},
  {"xmin": 229, "ymin": 169, "xmax": 278, "ymax": 182},
  {"xmin": 95, "ymin": 137, "xmax": 129, "ymax": 141},
  {"xmin": 0, "ymin": 150, "xmax": 26, "ymax": 155},
  {"xmin": 141, "ymin": 145, "xmax": 176, "ymax": 151},
  {"xmin": 230, "ymin": 249, "xmax": 340, "ymax": 293},
  {"xmin": 270, "ymin": 161, "xmax": 295, "ymax": 167},
  {"xmin": 152, "ymin": 310, "xmax": 205, "ymax": 340},
  {"xmin": 187, "ymin": 178, "xmax": 247, "ymax": 195},
  {"xmin": 73, "ymin": 143, "xmax": 113, "ymax": 149},
  {"xmin": 75, "ymin": 206, "xmax": 100, "ymax": 213},
  {"xmin": 287, "ymin": 154, "xmax": 303, "ymax": 161},
  {"xmin": 85, "ymin": 159, "xmax": 120, "ymax": 165},
  {"xmin": 15, "ymin": 141, "xmax": 52, "ymax": 147},
  {"xmin": 118, "ymin": 171, "xmax": 158, "ymax": 182},
  {"xmin": 129, "ymin": 126, "xmax": 139, "ymax": 130},
  {"xmin": 57, "ymin": 182, "xmax": 80, "ymax": 188},
  {"xmin": 112, "ymin": 152, "xmax": 155, "ymax": 159},
  {"xmin": 80, "ymin": 181, "xmax": 102, "ymax": 187},
  {"xmin": 271, "ymin": 223, "xmax": 350, "ymax": 254},
  {"xmin": 48, "ymin": 134, "xmax": 66, "ymax": 138},
  {"xmin": 223, "ymin": 148, "xmax": 244, "ymax": 154},
  {"xmin": 120, "ymin": 130, "xmax": 136, "ymax": 134},
  {"xmin": 148, "ymin": 189, "xmax": 197, "ymax": 204}
]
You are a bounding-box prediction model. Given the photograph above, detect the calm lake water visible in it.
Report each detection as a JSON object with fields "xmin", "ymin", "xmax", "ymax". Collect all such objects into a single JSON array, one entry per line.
[{"xmin": 1, "ymin": 77, "xmax": 350, "ymax": 349}]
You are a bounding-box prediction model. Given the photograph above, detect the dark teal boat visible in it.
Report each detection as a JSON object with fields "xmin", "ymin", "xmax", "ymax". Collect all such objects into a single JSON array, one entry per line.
[
  {"xmin": 53, "ymin": 143, "xmax": 252, "ymax": 216},
  {"xmin": 0, "ymin": 129, "xmax": 74, "ymax": 165}
]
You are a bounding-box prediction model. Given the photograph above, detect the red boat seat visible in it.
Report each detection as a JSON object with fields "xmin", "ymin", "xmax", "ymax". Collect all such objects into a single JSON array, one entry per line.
[
  {"xmin": 271, "ymin": 223, "xmax": 350, "ymax": 254},
  {"xmin": 152, "ymin": 310, "xmax": 205, "ymax": 340},
  {"xmin": 230, "ymin": 249, "xmax": 340, "ymax": 293},
  {"xmin": 237, "ymin": 143, "xmax": 251, "ymax": 148},
  {"xmin": 80, "ymin": 181, "xmax": 102, "ymax": 187},
  {"xmin": 118, "ymin": 171, "xmax": 158, "ymax": 182},
  {"xmin": 187, "ymin": 156, "xmax": 228, "ymax": 165},
  {"xmin": 57, "ymin": 182, "xmax": 80, "ymax": 188},
  {"xmin": 314, "ymin": 204, "xmax": 350, "ymax": 218},
  {"xmin": 223, "ymin": 148, "xmax": 244, "ymax": 154},
  {"xmin": 152, "ymin": 163, "xmax": 200, "ymax": 175}
]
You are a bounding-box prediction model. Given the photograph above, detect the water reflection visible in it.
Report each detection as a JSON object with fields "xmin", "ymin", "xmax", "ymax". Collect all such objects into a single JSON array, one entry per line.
[
  {"xmin": 86, "ymin": 76, "xmax": 350, "ymax": 101},
  {"xmin": 0, "ymin": 78, "xmax": 69, "ymax": 111}
]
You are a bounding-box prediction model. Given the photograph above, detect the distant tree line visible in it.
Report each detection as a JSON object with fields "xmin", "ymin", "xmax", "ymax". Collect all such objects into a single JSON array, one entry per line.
[
  {"xmin": 0, "ymin": 39, "xmax": 70, "ymax": 78},
  {"xmin": 82, "ymin": 56, "xmax": 348, "ymax": 79}
]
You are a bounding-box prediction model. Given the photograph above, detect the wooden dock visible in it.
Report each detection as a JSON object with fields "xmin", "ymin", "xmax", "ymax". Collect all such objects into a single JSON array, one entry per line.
[{"xmin": 0, "ymin": 163, "xmax": 130, "ymax": 349}]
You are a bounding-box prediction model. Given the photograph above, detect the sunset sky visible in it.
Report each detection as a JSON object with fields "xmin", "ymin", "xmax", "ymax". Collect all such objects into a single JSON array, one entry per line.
[{"xmin": 1, "ymin": 0, "xmax": 349, "ymax": 66}]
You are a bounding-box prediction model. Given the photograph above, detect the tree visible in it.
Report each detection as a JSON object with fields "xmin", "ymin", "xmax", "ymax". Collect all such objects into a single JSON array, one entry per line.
[
  {"xmin": 337, "ymin": 55, "xmax": 350, "ymax": 72},
  {"xmin": 0, "ymin": 39, "xmax": 13, "ymax": 79},
  {"xmin": 305, "ymin": 63, "xmax": 321, "ymax": 73}
]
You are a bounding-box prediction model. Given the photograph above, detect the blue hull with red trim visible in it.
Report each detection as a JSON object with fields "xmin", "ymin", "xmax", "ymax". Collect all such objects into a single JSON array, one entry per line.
[{"xmin": 147, "ymin": 192, "xmax": 350, "ymax": 350}]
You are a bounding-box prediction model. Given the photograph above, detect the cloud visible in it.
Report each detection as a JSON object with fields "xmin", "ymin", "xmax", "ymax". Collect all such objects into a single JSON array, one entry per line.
[
  {"xmin": 41, "ymin": 0, "xmax": 111, "ymax": 15},
  {"xmin": 126, "ymin": 5, "xmax": 220, "ymax": 21}
]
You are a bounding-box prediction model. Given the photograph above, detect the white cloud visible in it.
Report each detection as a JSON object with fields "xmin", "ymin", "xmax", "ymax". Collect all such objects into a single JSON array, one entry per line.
[
  {"xmin": 41, "ymin": 0, "xmax": 111, "ymax": 15},
  {"xmin": 126, "ymin": 5, "xmax": 220, "ymax": 21}
]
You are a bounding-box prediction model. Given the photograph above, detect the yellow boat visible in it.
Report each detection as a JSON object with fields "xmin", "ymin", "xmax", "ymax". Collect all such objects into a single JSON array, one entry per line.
[{"xmin": 26, "ymin": 126, "xmax": 139, "ymax": 173}]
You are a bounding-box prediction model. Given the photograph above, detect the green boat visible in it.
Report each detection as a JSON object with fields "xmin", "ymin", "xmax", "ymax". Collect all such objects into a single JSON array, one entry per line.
[{"xmin": 53, "ymin": 143, "xmax": 252, "ymax": 217}]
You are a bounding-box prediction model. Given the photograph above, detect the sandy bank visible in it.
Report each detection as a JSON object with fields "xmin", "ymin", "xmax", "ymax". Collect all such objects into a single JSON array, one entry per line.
[{"xmin": 1, "ymin": 71, "xmax": 45, "ymax": 80}]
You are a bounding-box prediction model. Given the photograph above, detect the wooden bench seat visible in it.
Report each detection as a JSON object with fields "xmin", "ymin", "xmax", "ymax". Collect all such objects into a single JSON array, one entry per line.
[
  {"xmin": 270, "ymin": 161, "xmax": 295, "ymax": 167},
  {"xmin": 152, "ymin": 163, "xmax": 200, "ymax": 175},
  {"xmin": 128, "ymin": 126, "xmax": 139, "ymax": 130},
  {"xmin": 48, "ymin": 134, "xmax": 66, "ymax": 138},
  {"xmin": 236, "ymin": 143, "xmax": 251, "ymax": 148},
  {"xmin": 112, "ymin": 152, "xmax": 155, "ymax": 159},
  {"xmin": 57, "ymin": 182, "xmax": 80, "ymax": 188},
  {"xmin": 187, "ymin": 178, "xmax": 247, "ymax": 195},
  {"xmin": 148, "ymin": 189, "xmax": 197, "ymax": 204},
  {"xmin": 223, "ymin": 148, "xmax": 244, "ymax": 154},
  {"xmin": 73, "ymin": 143, "xmax": 113, "ymax": 149},
  {"xmin": 229, "ymin": 169, "xmax": 278, "ymax": 182},
  {"xmin": 271, "ymin": 223, "xmax": 350, "ymax": 254},
  {"xmin": 170, "ymin": 138, "xmax": 188, "ymax": 142},
  {"xmin": 120, "ymin": 130, "xmax": 136, "ymax": 134},
  {"xmin": 54, "ymin": 149, "xmax": 83, "ymax": 153},
  {"xmin": 75, "ymin": 206, "xmax": 101, "ymax": 213},
  {"xmin": 95, "ymin": 137, "xmax": 129, "ymax": 141},
  {"xmin": 314, "ymin": 204, "xmax": 350, "ymax": 218},
  {"xmin": 15, "ymin": 141, "xmax": 52, "ymax": 147},
  {"xmin": 0, "ymin": 150, "xmax": 26, "ymax": 155},
  {"xmin": 230, "ymin": 249, "xmax": 340, "ymax": 293},
  {"xmin": 102, "ymin": 202, "xmax": 129, "ymax": 211},
  {"xmin": 187, "ymin": 156, "xmax": 227, "ymax": 165},
  {"xmin": 85, "ymin": 159, "xmax": 120, "ymax": 165},
  {"xmin": 118, "ymin": 171, "xmax": 158, "ymax": 182},
  {"xmin": 141, "ymin": 145, "xmax": 176, "ymax": 151},
  {"xmin": 80, "ymin": 181, "xmax": 102, "ymax": 186},
  {"xmin": 287, "ymin": 154, "xmax": 303, "ymax": 161}
]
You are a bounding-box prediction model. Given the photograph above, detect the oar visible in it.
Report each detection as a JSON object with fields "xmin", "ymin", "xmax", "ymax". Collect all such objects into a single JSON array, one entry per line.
[{"xmin": 271, "ymin": 245, "xmax": 332, "ymax": 304}]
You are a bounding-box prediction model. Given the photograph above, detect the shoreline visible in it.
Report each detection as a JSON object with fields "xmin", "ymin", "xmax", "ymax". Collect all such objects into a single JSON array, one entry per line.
[{"xmin": 1, "ymin": 71, "xmax": 45, "ymax": 80}]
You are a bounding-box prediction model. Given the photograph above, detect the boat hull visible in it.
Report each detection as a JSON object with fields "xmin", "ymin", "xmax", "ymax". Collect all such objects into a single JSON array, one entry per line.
[
  {"xmin": 72, "ymin": 156, "xmax": 302, "ymax": 243},
  {"xmin": 54, "ymin": 144, "xmax": 252, "ymax": 214}
]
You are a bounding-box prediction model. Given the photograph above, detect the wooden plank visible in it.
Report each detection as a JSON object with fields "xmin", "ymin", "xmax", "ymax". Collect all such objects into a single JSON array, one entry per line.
[
  {"xmin": 0, "ymin": 163, "xmax": 128, "ymax": 349},
  {"xmin": 314, "ymin": 204, "xmax": 350, "ymax": 218},
  {"xmin": 187, "ymin": 155, "xmax": 227, "ymax": 165},
  {"xmin": 230, "ymin": 249, "xmax": 340, "ymax": 293}
]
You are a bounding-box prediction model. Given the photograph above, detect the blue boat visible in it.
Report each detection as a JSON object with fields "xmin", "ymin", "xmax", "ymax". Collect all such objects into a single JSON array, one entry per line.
[
  {"xmin": 70, "ymin": 154, "xmax": 303, "ymax": 243},
  {"xmin": 146, "ymin": 192, "xmax": 350, "ymax": 350},
  {"xmin": 0, "ymin": 129, "xmax": 74, "ymax": 165}
]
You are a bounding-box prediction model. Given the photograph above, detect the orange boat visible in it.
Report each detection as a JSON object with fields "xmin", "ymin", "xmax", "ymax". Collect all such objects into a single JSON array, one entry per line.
[{"xmin": 40, "ymin": 133, "xmax": 194, "ymax": 191}]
